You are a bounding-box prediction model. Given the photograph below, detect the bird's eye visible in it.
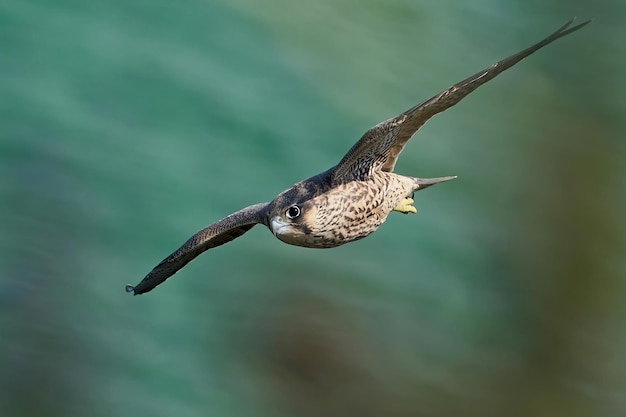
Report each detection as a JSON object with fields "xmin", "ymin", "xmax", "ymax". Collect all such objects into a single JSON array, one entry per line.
[{"xmin": 285, "ymin": 205, "xmax": 301, "ymax": 219}]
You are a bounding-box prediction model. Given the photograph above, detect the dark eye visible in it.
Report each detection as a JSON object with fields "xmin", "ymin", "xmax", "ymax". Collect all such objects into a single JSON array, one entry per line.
[{"xmin": 285, "ymin": 205, "xmax": 301, "ymax": 220}]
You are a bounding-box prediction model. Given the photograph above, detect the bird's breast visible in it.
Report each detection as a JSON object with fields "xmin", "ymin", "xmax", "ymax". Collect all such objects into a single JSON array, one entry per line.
[{"xmin": 301, "ymin": 172, "xmax": 413, "ymax": 246}]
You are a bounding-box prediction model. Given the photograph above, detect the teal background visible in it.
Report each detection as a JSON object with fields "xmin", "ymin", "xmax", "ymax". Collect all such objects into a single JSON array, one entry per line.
[{"xmin": 2, "ymin": 1, "xmax": 625, "ymax": 416}]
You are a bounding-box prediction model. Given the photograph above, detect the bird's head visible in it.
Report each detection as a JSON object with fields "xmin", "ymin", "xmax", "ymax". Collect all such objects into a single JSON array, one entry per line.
[
  {"xmin": 266, "ymin": 183, "xmax": 320, "ymax": 248},
  {"xmin": 267, "ymin": 170, "xmax": 343, "ymax": 248}
]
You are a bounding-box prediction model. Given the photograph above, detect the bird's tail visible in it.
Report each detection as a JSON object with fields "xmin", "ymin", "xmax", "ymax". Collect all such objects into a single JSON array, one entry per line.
[{"xmin": 415, "ymin": 175, "xmax": 457, "ymax": 191}]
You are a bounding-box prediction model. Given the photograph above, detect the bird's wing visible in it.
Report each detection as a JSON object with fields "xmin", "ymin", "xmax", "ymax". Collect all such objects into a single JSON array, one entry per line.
[
  {"xmin": 331, "ymin": 18, "xmax": 590, "ymax": 184},
  {"xmin": 126, "ymin": 202, "xmax": 269, "ymax": 295}
]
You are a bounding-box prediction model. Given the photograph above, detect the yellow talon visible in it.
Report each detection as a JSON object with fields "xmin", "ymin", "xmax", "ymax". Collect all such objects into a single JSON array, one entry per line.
[{"xmin": 393, "ymin": 197, "xmax": 417, "ymax": 214}]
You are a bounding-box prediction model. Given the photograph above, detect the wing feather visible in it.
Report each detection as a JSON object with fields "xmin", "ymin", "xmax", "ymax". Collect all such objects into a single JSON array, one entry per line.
[
  {"xmin": 331, "ymin": 18, "xmax": 590, "ymax": 184},
  {"xmin": 126, "ymin": 202, "xmax": 269, "ymax": 295}
]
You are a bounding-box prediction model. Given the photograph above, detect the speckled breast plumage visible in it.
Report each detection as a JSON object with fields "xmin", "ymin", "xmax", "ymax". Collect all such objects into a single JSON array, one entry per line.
[{"xmin": 297, "ymin": 171, "xmax": 417, "ymax": 248}]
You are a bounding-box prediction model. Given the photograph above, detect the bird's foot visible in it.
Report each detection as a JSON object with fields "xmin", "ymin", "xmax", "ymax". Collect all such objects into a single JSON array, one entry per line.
[{"xmin": 393, "ymin": 197, "xmax": 417, "ymax": 214}]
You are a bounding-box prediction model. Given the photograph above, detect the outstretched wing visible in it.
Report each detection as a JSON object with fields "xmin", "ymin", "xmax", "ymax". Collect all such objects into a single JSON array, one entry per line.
[
  {"xmin": 126, "ymin": 202, "xmax": 269, "ymax": 295},
  {"xmin": 331, "ymin": 18, "xmax": 590, "ymax": 184}
]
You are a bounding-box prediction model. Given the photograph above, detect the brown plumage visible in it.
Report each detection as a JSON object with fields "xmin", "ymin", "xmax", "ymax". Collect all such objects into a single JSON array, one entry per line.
[{"xmin": 127, "ymin": 19, "xmax": 589, "ymax": 295}]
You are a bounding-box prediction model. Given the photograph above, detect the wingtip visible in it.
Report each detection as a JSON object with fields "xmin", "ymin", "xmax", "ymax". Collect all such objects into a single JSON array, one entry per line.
[
  {"xmin": 560, "ymin": 17, "xmax": 592, "ymax": 36},
  {"xmin": 571, "ymin": 16, "xmax": 593, "ymax": 28}
]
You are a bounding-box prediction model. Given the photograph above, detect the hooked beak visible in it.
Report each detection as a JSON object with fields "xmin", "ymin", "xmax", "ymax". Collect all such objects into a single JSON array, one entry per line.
[{"xmin": 270, "ymin": 216, "xmax": 289, "ymax": 237}]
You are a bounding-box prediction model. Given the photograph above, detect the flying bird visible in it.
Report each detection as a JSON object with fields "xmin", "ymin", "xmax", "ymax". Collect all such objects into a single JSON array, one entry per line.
[{"xmin": 127, "ymin": 18, "xmax": 589, "ymax": 295}]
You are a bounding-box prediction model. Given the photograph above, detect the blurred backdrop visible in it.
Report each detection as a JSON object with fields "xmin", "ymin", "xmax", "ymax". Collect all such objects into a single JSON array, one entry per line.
[{"xmin": 1, "ymin": 1, "xmax": 625, "ymax": 416}]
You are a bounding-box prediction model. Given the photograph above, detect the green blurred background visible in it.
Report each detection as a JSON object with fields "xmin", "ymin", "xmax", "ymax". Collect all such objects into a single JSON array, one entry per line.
[{"xmin": 2, "ymin": 1, "xmax": 625, "ymax": 416}]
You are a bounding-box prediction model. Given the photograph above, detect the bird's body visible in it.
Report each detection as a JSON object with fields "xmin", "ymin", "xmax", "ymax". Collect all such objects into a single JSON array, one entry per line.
[
  {"xmin": 269, "ymin": 169, "xmax": 449, "ymax": 248},
  {"xmin": 291, "ymin": 171, "xmax": 411, "ymax": 247},
  {"xmin": 126, "ymin": 19, "xmax": 589, "ymax": 295}
]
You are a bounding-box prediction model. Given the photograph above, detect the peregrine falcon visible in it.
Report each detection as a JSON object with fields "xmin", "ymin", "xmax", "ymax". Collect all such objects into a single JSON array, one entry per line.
[{"xmin": 127, "ymin": 19, "xmax": 589, "ymax": 295}]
